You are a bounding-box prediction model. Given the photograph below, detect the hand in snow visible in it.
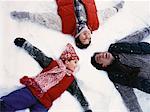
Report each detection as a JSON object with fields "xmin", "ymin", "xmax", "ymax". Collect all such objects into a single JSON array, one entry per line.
[
  {"xmin": 85, "ymin": 109, "xmax": 92, "ymax": 112},
  {"xmin": 10, "ymin": 11, "xmax": 30, "ymax": 20},
  {"xmin": 113, "ymin": 1, "xmax": 125, "ymax": 12},
  {"xmin": 14, "ymin": 38, "xmax": 26, "ymax": 47}
]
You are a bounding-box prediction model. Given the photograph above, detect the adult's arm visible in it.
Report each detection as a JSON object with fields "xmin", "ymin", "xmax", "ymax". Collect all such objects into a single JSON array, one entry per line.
[{"xmin": 114, "ymin": 83, "xmax": 143, "ymax": 112}]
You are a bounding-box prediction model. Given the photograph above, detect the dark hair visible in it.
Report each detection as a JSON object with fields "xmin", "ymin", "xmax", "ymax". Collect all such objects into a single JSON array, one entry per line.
[
  {"xmin": 75, "ymin": 37, "xmax": 91, "ymax": 49},
  {"xmin": 91, "ymin": 52, "xmax": 140, "ymax": 76},
  {"xmin": 91, "ymin": 53, "xmax": 105, "ymax": 70}
]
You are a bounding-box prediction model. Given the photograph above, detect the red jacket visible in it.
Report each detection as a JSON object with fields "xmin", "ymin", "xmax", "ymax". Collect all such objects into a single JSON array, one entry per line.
[
  {"xmin": 20, "ymin": 60, "xmax": 74, "ymax": 109},
  {"xmin": 56, "ymin": 0, "xmax": 99, "ymax": 36}
]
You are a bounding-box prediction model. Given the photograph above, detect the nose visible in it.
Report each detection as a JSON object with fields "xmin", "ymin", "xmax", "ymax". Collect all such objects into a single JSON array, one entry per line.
[{"xmin": 86, "ymin": 34, "xmax": 91, "ymax": 39}]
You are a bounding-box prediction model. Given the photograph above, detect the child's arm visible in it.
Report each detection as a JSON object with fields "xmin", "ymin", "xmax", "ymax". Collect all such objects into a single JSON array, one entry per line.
[
  {"xmin": 14, "ymin": 38, "xmax": 53, "ymax": 68},
  {"xmin": 67, "ymin": 79, "xmax": 92, "ymax": 112},
  {"xmin": 98, "ymin": 1, "xmax": 124, "ymax": 25},
  {"xmin": 117, "ymin": 27, "xmax": 150, "ymax": 43},
  {"xmin": 10, "ymin": 11, "xmax": 61, "ymax": 31},
  {"xmin": 114, "ymin": 83, "xmax": 143, "ymax": 112}
]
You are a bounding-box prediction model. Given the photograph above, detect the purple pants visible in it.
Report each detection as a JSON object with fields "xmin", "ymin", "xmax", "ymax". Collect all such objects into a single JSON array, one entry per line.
[{"xmin": 0, "ymin": 87, "xmax": 48, "ymax": 112}]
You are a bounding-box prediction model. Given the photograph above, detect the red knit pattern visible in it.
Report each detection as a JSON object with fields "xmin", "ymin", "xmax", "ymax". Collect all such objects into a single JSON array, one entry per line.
[
  {"xmin": 60, "ymin": 43, "xmax": 79, "ymax": 61},
  {"xmin": 20, "ymin": 60, "xmax": 74, "ymax": 109}
]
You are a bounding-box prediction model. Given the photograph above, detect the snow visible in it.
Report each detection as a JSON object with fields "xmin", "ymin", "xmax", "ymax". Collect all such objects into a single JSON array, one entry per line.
[{"xmin": 0, "ymin": 0, "xmax": 150, "ymax": 112}]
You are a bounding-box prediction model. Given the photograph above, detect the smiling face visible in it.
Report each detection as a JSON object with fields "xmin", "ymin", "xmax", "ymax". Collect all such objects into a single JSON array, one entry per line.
[
  {"xmin": 64, "ymin": 59, "xmax": 78, "ymax": 72},
  {"xmin": 79, "ymin": 30, "xmax": 91, "ymax": 45},
  {"xmin": 95, "ymin": 52, "xmax": 114, "ymax": 68}
]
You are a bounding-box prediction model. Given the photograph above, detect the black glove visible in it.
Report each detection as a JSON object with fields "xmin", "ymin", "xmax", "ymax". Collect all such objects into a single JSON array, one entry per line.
[
  {"xmin": 14, "ymin": 38, "xmax": 26, "ymax": 47},
  {"xmin": 85, "ymin": 109, "xmax": 92, "ymax": 112}
]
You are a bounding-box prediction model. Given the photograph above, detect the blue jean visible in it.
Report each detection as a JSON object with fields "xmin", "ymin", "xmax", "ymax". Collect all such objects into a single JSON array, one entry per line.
[{"xmin": 0, "ymin": 87, "xmax": 48, "ymax": 112}]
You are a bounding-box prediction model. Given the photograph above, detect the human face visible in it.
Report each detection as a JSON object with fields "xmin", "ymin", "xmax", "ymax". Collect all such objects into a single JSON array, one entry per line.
[
  {"xmin": 95, "ymin": 52, "xmax": 114, "ymax": 68},
  {"xmin": 65, "ymin": 59, "xmax": 78, "ymax": 72},
  {"xmin": 79, "ymin": 30, "xmax": 91, "ymax": 45}
]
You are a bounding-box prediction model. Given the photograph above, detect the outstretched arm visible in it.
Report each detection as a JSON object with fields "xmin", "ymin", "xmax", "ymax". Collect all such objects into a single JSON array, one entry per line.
[
  {"xmin": 67, "ymin": 79, "xmax": 92, "ymax": 112},
  {"xmin": 114, "ymin": 83, "xmax": 143, "ymax": 112},
  {"xmin": 108, "ymin": 42, "xmax": 150, "ymax": 54},
  {"xmin": 117, "ymin": 26, "xmax": 150, "ymax": 43},
  {"xmin": 98, "ymin": 1, "xmax": 124, "ymax": 25},
  {"xmin": 14, "ymin": 38, "xmax": 53, "ymax": 68},
  {"xmin": 11, "ymin": 11, "xmax": 61, "ymax": 31}
]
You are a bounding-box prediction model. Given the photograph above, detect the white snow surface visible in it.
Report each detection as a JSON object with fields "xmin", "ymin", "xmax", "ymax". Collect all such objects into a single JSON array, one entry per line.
[{"xmin": 0, "ymin": 0, "xmax": 150, "ymax": 112}]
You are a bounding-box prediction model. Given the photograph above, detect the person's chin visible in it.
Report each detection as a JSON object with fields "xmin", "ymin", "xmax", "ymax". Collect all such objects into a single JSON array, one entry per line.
[
  {"xmin": 83, "ymin": 41, "xmax": 89, "ymax": 45},
  {"xmin": 68, "ymin": 68, "xmax": 74, "ymax": 72},
  {"xmin": 71, "ymin": 68, "xmax": 75, "ymax": 72}
]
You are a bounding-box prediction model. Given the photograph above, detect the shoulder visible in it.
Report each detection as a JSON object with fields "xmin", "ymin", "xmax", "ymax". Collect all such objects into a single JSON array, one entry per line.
[{"xmin": 42, "ymin": 60, "xmax": 58, "ymax": 72}]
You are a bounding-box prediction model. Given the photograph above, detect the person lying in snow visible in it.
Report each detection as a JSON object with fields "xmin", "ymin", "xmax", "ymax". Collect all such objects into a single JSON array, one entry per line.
[
  {"xmin": 10, "ymin": 0, "xmax": 124, "ymax": 49},
  {"xmin": 91, "ymin": 26, "xmax": 150, "ymax": 112},
  {"xmin": 0, "ymin": 39, "xmax": 92, "ymax": 112}
]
